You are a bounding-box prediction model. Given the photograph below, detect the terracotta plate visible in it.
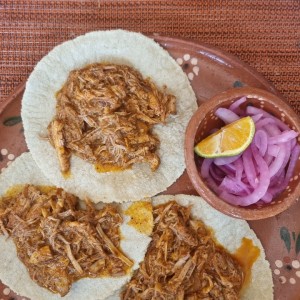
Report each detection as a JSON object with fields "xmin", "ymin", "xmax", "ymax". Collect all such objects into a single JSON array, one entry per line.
[{"xmin": 0, "ymin": 36, "xmax": 299, "ymax": 300}]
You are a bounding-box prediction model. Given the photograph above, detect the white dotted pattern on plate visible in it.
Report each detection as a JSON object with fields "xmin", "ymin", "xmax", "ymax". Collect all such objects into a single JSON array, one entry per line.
[
  {"xmin": 176, "ymin": 53, "xmax": 199, "ymax": 81},
  {"xmin": 0, "ymin": 286, "xmax": 27, "ymax": 299},
  {"xmin": 1, "ymin": 148, "xmax": 15, "ymax": 173},
  {"xmin": 273, "ymin": 259, "xmax": 300, "ymax": 285}
]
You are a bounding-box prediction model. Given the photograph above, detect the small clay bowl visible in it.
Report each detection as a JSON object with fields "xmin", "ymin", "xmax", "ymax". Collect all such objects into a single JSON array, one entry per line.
[{"xmin": 185, "ymin": 87, "xmax": 300, "ymax": 220}]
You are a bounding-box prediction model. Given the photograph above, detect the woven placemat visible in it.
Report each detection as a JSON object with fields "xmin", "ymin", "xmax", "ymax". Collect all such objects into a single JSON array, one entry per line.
[{"xmin": 1, "ymin": 0, "xmax": 300, "ymax": 113}]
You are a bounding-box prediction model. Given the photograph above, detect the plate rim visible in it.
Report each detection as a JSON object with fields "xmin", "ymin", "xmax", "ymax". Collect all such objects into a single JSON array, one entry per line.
[
  {"xmin": 0, "ymin": 34, "xmax": 281, "ymax": 115},
  {"xmin": 152, "ymin": 34, "xmax": 279, "ymax": 95}
]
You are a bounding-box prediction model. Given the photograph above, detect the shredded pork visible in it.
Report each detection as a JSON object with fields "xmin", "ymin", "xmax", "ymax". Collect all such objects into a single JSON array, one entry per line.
[
  {"xmin": 48, "ymin": 63, "xmax": 176, "ymax": 173},
  {"xmin": 122, "ymin": 201, "xmax": 244, "ymax": 300},
  {"xmin": 0, "ymin": 185, "xmax": 133, "ymax": 296}
]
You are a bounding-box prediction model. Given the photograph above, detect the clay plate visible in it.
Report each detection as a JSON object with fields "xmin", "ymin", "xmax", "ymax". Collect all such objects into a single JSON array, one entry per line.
[{"xmin": 0, "ymin": 36, "xmax": 299, "ymax": 300}]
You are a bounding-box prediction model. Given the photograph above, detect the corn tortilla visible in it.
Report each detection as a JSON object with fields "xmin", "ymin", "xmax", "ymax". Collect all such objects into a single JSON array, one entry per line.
[
  {"xmin": 150, "ymin": 195, "xmax": 273, "ymax": 300},
  {"xmin": 0, "ymin": 153, "xmax": 151, "ymax": 300},
  {"xmin": 106, "ymin": 195, "xmax": 273, "ymax": 300},
  {"xmin": 21, "ymin": 30, "xmax": 197, "ymax": 203}
]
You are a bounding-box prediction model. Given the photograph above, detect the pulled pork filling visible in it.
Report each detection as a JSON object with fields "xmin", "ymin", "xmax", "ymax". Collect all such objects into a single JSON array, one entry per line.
[
  {"xmin": 48, "ymin": 63, "xmax": 176, "ymax": 173},
  {"xmin": 122, "ymin": 201, "xmax": 244, "ymax": 300},
  {"xmin": 0, "ymin": 185, "xmax": 132, "ymax": 296}
]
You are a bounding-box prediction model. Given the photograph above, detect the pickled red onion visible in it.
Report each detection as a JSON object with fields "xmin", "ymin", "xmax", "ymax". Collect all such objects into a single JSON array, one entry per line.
[
  {"xmin": 215, "ymin": 108, "xmax": 239, "ymax": 124},
  {"xmin": 198, "ymin": 97, "xmax": 299, "ymax": 206}
]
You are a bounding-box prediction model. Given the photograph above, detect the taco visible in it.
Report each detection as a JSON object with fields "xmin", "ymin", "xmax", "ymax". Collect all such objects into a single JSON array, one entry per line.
[
  {"xmin": 21, "ymin": 30, "xmax": 197, "ymax": 203},
  {"xmin": 0, "ymin": 153, "xmax": 151, "ymax": 300},
  {"xmin": 122, "ymin": 195, "xmax": 273, "ymax": 300}
]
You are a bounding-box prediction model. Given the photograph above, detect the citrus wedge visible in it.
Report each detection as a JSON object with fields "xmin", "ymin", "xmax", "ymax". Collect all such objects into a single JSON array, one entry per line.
[{"xmin": 194, "ymin": 116, "xmax": 255, "ymax": 158}]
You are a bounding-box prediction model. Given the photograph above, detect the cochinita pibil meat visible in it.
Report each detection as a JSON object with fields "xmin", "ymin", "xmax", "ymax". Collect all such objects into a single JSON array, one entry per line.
[
  {"xmin": 48, "ymin": 63, "xmax": 177, "ymax": 174},
  {"xmin": 122, "ymin": 201, "xmax": 244, "ymax": 300},
  {"xmin": 0, "ymin": 185, "xmax": 132, "ymax": 296}
]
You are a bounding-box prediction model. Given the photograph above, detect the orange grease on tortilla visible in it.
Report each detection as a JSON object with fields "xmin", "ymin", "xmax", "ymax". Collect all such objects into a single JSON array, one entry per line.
[
  {"xmin": 125, "ymin": 201, "xmax": 153, "ymax": 235},
  {"xmin": 4, "ymin": 185, "xmax": 57, "ymax": 197},
  {"xmin": 234, "ymin": 237, "xmax": 260, "ymax": 290},
  {"xmin": 62, "ymin": 170, "xmax": 71, "ymax": 179},
  {"xmin": 3, "ymin": 185, "xmax": 25, "ymax": 197},
  {"xmin": 95, "ymin": 164, "xmax": 129, "ymax": 173}
]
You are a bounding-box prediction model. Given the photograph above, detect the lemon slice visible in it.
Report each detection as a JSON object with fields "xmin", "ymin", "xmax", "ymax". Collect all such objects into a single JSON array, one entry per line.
[{"xmin": 194, "ymin": 116, "xmax": 255, "ymax": 158}]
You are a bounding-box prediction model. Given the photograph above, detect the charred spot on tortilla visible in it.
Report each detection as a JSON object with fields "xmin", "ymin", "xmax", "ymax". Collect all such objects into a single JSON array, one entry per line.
[
  {"xmin": 0, "ymin": 184, "xmax": 133, "ymax": 296},
  {"xmin": 122, "ymin": 201, "xmax": 245, "ymax": 299},
  {"xmin": 47, "ymin": 63, "xmax": 176, "ymax": 174}
]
